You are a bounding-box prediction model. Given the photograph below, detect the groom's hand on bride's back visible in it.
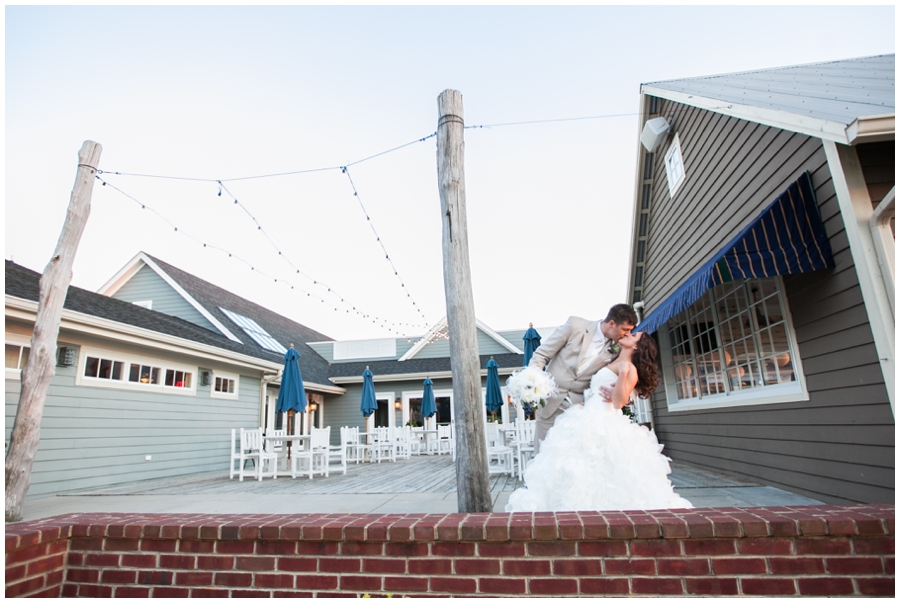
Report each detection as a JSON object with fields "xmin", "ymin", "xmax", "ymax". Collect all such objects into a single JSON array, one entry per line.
[{"xmin": 597, "ymin": 385, "xmax": 613, "ymax": 402}]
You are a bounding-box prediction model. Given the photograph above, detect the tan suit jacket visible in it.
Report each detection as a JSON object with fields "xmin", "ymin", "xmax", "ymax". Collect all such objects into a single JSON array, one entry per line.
[{"xmin": 528, "ymin": 316, "xmax": 619, "ymax": 419}]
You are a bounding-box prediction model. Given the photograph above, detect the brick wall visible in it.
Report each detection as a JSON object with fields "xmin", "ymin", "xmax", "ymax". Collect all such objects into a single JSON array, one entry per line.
[{"xmin": 5, "ymin": 505, "xmax": 894, "ymax": 597}]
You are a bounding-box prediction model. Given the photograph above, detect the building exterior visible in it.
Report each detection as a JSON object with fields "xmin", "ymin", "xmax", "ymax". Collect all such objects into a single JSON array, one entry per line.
[{"xmin": 627, "ymin": 54, "xmax": 894, "ymax": 504}]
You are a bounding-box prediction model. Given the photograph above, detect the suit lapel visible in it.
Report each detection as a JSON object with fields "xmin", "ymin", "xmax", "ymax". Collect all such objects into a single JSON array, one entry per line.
[
  {"xmin": 581, "ymin": 346, "xmax": 617, "ymax": 378},
  {"xmin": 576, "ymin": 322, "xmax": 601, "ymax": 374}
]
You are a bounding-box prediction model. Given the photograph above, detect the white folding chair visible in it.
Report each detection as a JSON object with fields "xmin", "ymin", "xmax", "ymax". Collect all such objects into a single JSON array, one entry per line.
[
  {"xmin": 238, "ymin": 428, "xmax": 278, "ymax": 481},
  {"xmin": 484, "ymin": 422, "xmax": 515, "ymax": 476},
  {"xmin": 515, "ymin": 420, "xmax": 536, "ymax": 479},
  {"xmin": 291, "ymin": 426, "xmax": 330, "ymax": 479}
]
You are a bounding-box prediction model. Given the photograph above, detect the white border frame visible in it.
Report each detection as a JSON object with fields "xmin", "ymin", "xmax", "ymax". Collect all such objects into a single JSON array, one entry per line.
[
  {"xmin": 664, "ymin": 133, "xmax": 686, "ymax": 197},
  {"xmin": 4, "ymin": 334, "xmax": 32, "ymax": 380},
  {"xmin": 210, "ymin": 370, "xmax": 240, "ymax": 400}
]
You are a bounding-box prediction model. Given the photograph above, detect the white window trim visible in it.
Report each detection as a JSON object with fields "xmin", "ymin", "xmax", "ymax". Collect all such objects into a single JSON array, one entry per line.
[
  {"xmin": 401, "ymin": 388, "xmax": 454, "ymax": 430},
  {"xmin": 75, "ymin": 345, "xmax": 197, "ymax": 396},
  {"xmin": 659, "ymin": 277, "xmax": 809, "ymax": 413},
  {"xmin": 210, "ymin": 371, "xmax": 240, "ymax": 400},
  {"xmin": 366, "ymin": 390, "xmax": 397, "ymax": 431},
  {"xmin": 4, "ymin": 335, "xmax": 32, "ymax": 381},
  {"xmin": 664, "ymin": 134, "xmax": 686, "ymax": 197}
]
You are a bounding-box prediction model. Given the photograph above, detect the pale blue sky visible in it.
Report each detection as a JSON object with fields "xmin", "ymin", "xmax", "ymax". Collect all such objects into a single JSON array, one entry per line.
[{"xmin": 5, "ymin": 5, "xmax": 894, "ymax": 340}]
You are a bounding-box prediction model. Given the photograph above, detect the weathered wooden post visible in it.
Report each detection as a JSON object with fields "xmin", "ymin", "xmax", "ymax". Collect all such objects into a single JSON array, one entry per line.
[
  {"xmin": 5, "ymin": 141, "xmax": 102, "ymax": 522},
  {"xmin": 435, "ymin": 90, "xmax": 492, "ymax": 513}
]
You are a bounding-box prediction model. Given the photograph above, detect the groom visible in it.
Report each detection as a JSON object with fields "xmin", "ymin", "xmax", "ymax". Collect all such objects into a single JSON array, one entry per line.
[{"xmin": 528, "ymin": 304, "xmax": 637, "ymax": 453}]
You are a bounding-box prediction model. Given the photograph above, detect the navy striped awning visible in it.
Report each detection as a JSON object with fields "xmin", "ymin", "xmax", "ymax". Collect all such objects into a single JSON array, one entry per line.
[{"xmin": 639, "ymin": 172, "xmax": 834, "ymax": 334}]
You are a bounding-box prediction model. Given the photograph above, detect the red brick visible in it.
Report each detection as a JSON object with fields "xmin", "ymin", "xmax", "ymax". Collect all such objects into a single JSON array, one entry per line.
[
  {"xmin": 431, "ymin": 542, "xmax": 475, "ymax": 557},
  {"xmin": 188, "ymin": 588, "xmax": 230, "ymax": 598},
  {"xmin": 384, "ymin": 576, "xmax": 429, "ymax": 593},
  {"xmin": 478, "ymin": 577, "xmax": 527, "ymax": 595},
  {"xmin": 216, "ymin": 540, "xmax": 255, "ymax": 555},
  {"xmin": 713, "ymin": 557, "xmax": 768, "ymax": 575},
  {"xmin": 658, "ymin": 558, "xmax": 710, "ymax": 575},
  {"xmin": 77, "ymin": 584, "xmax": 114, "ymax": 597},
  {"xmin": 160, "ymin": 554, "xmax": 196, "ymax": 569},
  {"xmin": 632, "ymin": 540, "xmax": 682, "ymax": 557},
  {"xmin": 657, "ymin": 515, "xmax": 689, "ymax": 539},
  {"xmin": 795, "ymin": 538, "xmax": 852, "ymax": 555},
  {"xmin": 409, "ymin": 558, "xmax": 453, "ymax": 575},
  {"xmin": 137, "ymin": 570, "xmax": 173, "ymax": 586},
  {"xmin": 686, "ymin": 577, "xmax": 739, "ymax": 595},
  {"xmin": 453, "ymin": 558, "xmax": 499, "ymax": 575},
  {"xmin": 101, "ymin": 569, "xmax": 138, "ymax": 584},
  {"xmin": 363, "ymin": 558, "xmax": 407, "ymax": 574},
  {"xmin": 273, "ymin": 590, "xmax": 314, "ymax": 598},
  {"xmin": 770, "ymin": 557, "xmax": 825, "ymax": 574},
  {"xmin": 739, "ymin": 538, "xmax": 793, "ymax": 555},
  {"xmin": 854, "ymin": 537, "xmax": 894, "ymax": 555},
  {"xmin": 436, "ymin": 515, "xmax": 465, "ymax": 541},
  {"xmin": 798, "ymin": 577, "xmax": 855, "ymax": 596},
  {"xmin": 197, "ymin": 555, "xmax": 234, "ymax": 570},
  {"xmin": 741, "ymin": 578, "xmax": 797, "ymax": 595},
  {"xmin": 527, "ymin": 541, "xmax": 577, "ymax": 557},
  {"xmin": 579, "ymin": 541, "xmax": 628, "ymax": 557},
  {"xmin": 580, "ymin": 577, "xmax": 630, "ymax": 595},
  {"xmin": 227, "ymin": 589, "xmax": 270, "ymax": 598},
  {"xmin": 485, "ymin": 517, "xmax": 510, "ymax": 541},
  {"xmin": 460, "ymin": 516, "xmax": 487, "ymax": 541},
  {"xmin": 296, "ymin": 540, "xmax": 340, "ymax": 555},
  {"xmin": 604, "ymin": 558, "xmax": 656, "ymax": 575},
  {"xmin": 296, "ymin": 574, "xmax": 338, "ymax": 590},
  {"xmin": 256, "ymin": 541, "xmax": 297, "ymax": 555},
  {"xmin": 214, "ymin": 572, "xmax": 253, "ymax": 588},
  {"xmin": 105, "ymin": 538, "xmax": 140, "ymax": 551},
  {"xmin": 62, "ymin": 584, "xmax": 78, "ymax": 597},
  {"xmin": 278, "ymin": 557, "xmax": 317, "ymax": 572},
  {"xmin": 341, "ymin": 541, "xmax": 383, "ymax": 556},
  {"xmin": 685, "ymin": 517, "xmax": 715, "ymax": 538},
  {"xmin": 826, "ymin": 556, "xmax": 885, "ymax": 574},
  {"xmin": 503, "ymin": 559, "xmax": 552, "ymax": 576},
  {"xmin": 711, "ymin": 516, "xmax": 743, "ymax": 538},
  {"xmin": 5, "ymin": 576, "xmax": 45, "ymax": 598},
  {"xmin": 827, "ymin": 519, "xmax": 857, "ymax": 536},
  {"xmin": 606, "ymin": 515, "xmax": 635, "ymax": 539},
  {"xmin": 552, "ymin": 558, "xmax": 602, "ymax": 575},
  {"xmin": 140, "ymin": 539, "xmax": 177, "ymax": 552},
  {"xmin": 175, "ymin": 571, "xmax": 214, "ymax": 586},
  {"xmin": 857, "ymin": 577, "xmax": 895, "ymax": 596},
  {"xmin": 7, "ymin": 543, "xmax": 48, "ymax": 564},
  {"xmin": 6, "ymin": 564, "xmax": 27, "ymax": 583},
  {"xmin": 255, "ymin": 573, "xmax": 296, "ymax": 589},
  {"xmin": 478, "ymin": 542, "xmax": 525, "ymax": 557},
  {"xmin": 151, "ymin": 587, "xmax": 191, "ymax": 597},
  {"xmin": 46, "ymin": 567, "xmax": 64, "ymax": 586},
  {"xmin": 85, "ymin": 552, "xmax": 121, "ymax": 567},
  {"xmin": 529, "ymin": 578, "xmax": 578, "ymax": 595},
  {"xmin": 340, "ymin": 575, "xmax": 382, "ymax": 592},
  {"xmin": 384, "ymin": 542, "xmax": 429, "ymax": 557},
  {"xmin": 430, "ymin": 577, "xmax": 477, "ymax": 594},
  {"xmin": 234, "ymin": 556, "xmax": 276, "ymax": 572},
  {"xmin": 178, "ymin": 539, "xmax": 215, "ymax": 554},
  {"xmin": 119, "ymin": 554, "xmax": 157, "ymax": 568},
  {"xmin": 319, "ymin": 557, "xmax": 360, "ymax": 573},
  {"xmin": 67, "ymin": 552, "xmax": 84, "ymax": 566},
  {"xmin": 26, "ymin": 553, "xmax": 65, "ymax": 575},
  {"xmin": 683, "ymin": 538, "xmax": 736, "ymax": 556},
  {"xmin": 114, "ymin": 586, "xmax": 151, "ymax": 597},
  {"xmin": 632, "ymin": 577, "xmax": 685, "ymax": 594},
  {"xmin": 798, "ymin": 518, "xmax": 828, "ymax": 536}
]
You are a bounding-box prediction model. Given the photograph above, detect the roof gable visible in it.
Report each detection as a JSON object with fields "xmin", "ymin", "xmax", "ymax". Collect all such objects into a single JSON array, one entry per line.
[{"xmin": 398, "ymin": 316, "xmax": 522, "ymax": 361}]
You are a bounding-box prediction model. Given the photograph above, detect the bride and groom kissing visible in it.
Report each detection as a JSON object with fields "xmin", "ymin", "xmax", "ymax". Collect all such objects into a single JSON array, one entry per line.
[{"xmin": 505, "ymin": 304, "xmax": 693, "ymax": 512}]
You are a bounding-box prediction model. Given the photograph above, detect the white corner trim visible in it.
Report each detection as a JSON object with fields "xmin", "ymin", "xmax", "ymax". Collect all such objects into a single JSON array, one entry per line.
[
  {"xmin": 641, "ymin": 85, "xmax": 851, "ymax": 144},
  {"xmin": 96, "ymin": 251, "xmax": 146, "ymax": 295},
  {"xmin": 823, "ymin": 140, "xmax": 895, "ymax": 417},
  {"xmin": 398, "ymin": 316, "xmax": 522, "ymax": 361}
]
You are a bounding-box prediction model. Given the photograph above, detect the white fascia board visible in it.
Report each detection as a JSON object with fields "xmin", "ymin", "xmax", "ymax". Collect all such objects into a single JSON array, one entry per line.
[
  {"xmin": 641, "ymin": 85, "xmax": 851, "ymax": 144},
  {"xmin": 475, "ymin": 318, "xmax": 523, "ymax": 354},
  {"xmin": 298, "ymin": 381, "xmax": 346, "ymax": 395},
  {"xmin": 627, "ymin": 93, "xmax": 652, "ymax": 300},
  {"xmin": 846, "ymin": 114, "xmax": 895, "ymax": 144},
  {"xmin": 96, "ymin": 251, "xmax": 146, "ymax": 295},
  {"xmin": 330, "ymin": 366, "xmax": 521, "ymax": 385},
  {"xmin": 5, "ymin": 296, "xmax": 280, "ymax": 373}
]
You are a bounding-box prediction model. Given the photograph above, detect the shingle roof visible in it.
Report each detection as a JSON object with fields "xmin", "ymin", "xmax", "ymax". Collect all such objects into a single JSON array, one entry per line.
[
  {"xmin": 644, "ymin": 54, "xmax": 894, "ymax": 125},
  {"xmin": 5, "ymin": 260, "xmax": 280, "ymax": 367}
]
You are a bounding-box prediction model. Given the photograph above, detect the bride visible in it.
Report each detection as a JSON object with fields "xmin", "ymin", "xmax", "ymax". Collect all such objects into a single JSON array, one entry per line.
[{"xmin": 505, "ymin": 331, "xmax": 693, "ymax": 512}]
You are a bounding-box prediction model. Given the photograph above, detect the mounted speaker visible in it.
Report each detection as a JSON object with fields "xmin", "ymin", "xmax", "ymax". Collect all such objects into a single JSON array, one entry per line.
[{"xmin": 640, "ymin": 117, "xmax": 671, "ymax": 152}]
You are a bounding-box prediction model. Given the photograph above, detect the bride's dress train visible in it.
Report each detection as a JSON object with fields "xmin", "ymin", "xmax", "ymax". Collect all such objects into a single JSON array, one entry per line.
[{"xmin": 505, "ymin": 367, "xmax": 693, "ymax": 512}]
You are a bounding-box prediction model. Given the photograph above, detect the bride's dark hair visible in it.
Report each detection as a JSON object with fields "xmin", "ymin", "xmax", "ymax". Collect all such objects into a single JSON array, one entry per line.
[{"xmin": 632, "ymin": 334, "xmax": 661, "ymax": 399}]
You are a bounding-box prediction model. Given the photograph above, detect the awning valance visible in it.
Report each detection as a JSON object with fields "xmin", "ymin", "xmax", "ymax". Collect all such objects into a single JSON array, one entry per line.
[{"xmin": 639, "ymin": 172, "xmax": 834, "ymax": 334}]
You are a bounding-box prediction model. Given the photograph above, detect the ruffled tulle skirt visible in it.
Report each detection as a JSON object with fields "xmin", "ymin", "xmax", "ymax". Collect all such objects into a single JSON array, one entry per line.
[{"xmin": 505, "ymin": 401, "xmax": 693, "ymax": 512}]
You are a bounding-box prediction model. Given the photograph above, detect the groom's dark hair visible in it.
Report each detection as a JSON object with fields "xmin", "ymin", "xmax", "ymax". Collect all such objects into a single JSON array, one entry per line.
[{"xmin": 604, "ymin": 303, "xmax": 638, "ymax": 326}]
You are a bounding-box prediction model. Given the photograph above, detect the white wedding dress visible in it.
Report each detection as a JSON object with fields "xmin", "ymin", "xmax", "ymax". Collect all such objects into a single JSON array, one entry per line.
[{"xmin": 505, "ymin": 367, "xmax": 693, "ymax": 512}]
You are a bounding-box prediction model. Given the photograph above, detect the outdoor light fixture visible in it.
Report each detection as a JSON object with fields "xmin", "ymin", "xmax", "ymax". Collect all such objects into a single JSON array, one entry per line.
[
  {"xmin": 640, "ymin": 116, "xmax": 671, "ymax": 152},
  {"xmin": 56, "ymin": 346, "xmax": 76, "ymax": 367},
  {"xmin": 309, "ymin": 402, "xmax": 318, "ymax": 412},
  {"xmin": 394, "ymin": 400, "xmax": 403, "ymax": 409}
]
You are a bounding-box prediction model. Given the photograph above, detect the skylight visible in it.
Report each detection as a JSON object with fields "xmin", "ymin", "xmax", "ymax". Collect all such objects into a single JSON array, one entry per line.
[{"xmin": 219, "ymin": 307, "xmax": 287, "ymax": 355}]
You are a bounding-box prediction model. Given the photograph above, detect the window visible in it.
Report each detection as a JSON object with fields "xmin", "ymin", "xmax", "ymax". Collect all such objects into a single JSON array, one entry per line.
[
  {"xmin": 662, "ymin": 277, "xmax": 805, "ymax": 410},
  {"xmin": 76, "ymin": 347, "xmax": 196, "ymax": 394},
  {"xmin": 5, "ymin": 342, "xmax": 31, "ymax": 378},
  {"xmin": 664, "ymin": 135, "xmax": 685, "ymax": 197},
  {"xmin": 219, "ymin": 307, "xmax": 287, "ymax": 354},
  {"xmin": 211, "ymin": 372, "xmax": 239, "ymax": 399}
]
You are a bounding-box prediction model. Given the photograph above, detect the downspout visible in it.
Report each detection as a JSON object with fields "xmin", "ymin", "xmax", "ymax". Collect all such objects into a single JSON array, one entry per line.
[{"xmin": 259, "ymin": 370, "xmax": 281, "ymax": 431}]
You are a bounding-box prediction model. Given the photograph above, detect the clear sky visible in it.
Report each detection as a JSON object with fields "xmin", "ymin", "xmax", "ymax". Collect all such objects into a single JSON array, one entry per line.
[{"xmin": 4, "ymin": 4, "xmax": 894, "ymax": 341}]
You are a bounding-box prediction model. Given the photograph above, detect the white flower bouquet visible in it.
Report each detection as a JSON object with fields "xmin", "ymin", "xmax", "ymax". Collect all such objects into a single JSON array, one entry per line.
[{"xmin": 506, "ymin": 366, "xmax": 557, "ymax": 408}]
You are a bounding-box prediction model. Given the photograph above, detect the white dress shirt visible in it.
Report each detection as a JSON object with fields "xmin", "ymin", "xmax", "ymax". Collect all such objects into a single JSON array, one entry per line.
[{"xmin": 578, "ymin": 327, "xmax": 608, "ymax": 375}]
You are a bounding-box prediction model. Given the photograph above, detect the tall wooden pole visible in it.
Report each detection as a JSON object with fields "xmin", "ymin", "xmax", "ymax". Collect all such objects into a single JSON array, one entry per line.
[
  {"xmin": 436, "ymin": 90, "xmax": 492, "ymax": 513},
  {"xmin": 5, "ymin": 141, "xmax": 102, "ymax": 522}
]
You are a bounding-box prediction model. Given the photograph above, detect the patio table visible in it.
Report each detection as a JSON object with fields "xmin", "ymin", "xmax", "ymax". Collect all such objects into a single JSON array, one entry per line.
[{"xmin": 263, "ymin": 434, "xmax": 310, "ymax": 477}]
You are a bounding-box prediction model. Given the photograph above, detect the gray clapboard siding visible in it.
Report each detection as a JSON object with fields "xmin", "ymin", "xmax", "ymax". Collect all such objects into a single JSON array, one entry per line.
[
  {"xmin": 413, "ymin": 328, "xmax": 512, "ymax": 359},
  {"xmin": 645, "ymin": 98, "xmax": 893, "ymax": 505},
  {"xmin": 112, "ymin": 264, "xmax": 218, "ymax": 333}
]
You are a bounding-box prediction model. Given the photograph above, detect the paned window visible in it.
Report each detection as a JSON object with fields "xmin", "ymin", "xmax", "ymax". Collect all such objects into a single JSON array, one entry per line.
[
  {"xmin": 84, "ymin": 356, "xmax": 125, "ymax": 381},
  {"xmin": 664, "ymin": 135, "xmax": 685, "ymax": 197},
  {"xmin": 211, "ymin": 371, "xmax": 239, "ymax": 399},
  {"xmin": 665, "ymin": 278, "xmax": 802, "ymax": 408},
  {"xmin": 77, "ymin": 347, "xmax": 195, "ymax": 394},
  {"xmin": 5, "ymin": 343, "xmax": 30, "ymax": 371}
]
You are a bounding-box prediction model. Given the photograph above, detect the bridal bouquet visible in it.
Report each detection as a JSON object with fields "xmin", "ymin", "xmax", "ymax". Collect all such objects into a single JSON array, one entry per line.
[{"xmin": 506, "ymin": 366, "xmax": 557, "ymax": 408}]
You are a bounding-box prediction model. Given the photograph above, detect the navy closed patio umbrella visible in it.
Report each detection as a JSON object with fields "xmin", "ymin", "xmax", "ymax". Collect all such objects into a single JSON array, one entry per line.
[
  {"xmin": 485, "ymin": 358, "xmax": 504, "ymax": 415},
  {"xmin": 522, "ymin": 323, "xmax": 542, "ymax": 366},
  {"xmin": 360, "ymin": 367, "xmax": 378, "ymax": 418},
  {"xmin": 421, "ymin": 377, "xmax": 437, "ymax": 420},
  {"xmin": 276, "ymin": 344, "xmax": 307, "ymax": 435}
]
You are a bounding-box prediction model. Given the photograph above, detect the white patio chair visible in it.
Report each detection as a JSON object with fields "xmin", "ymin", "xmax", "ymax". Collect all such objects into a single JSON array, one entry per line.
[
  {"xmin": 409, "ymin": 426, "xmax": 425, "ymax": 455},
  {"xmin": 265, "ymin": 428, "xmax": 288, "ymax": 474},
  {"xmin": 326, "ymin": 427, "xmax": 348, "ymax": 476},
  {"xmin": 229, "ymin": 428, "xmax": 241, "ymax": 479},
  {"xmin": 340, "ymin": 426, "xmax": 363, "ymax": 464},
  {"xmin": 514, "ymin": 419, "xmax": 536, "ymax": 479},
  {"xmin": 238, "ymin": 427, "xmax": 278, "ymax": 481},
  {"xmin": 393, "ymin": 425, "xmax": 412, "ymax": 460},
  {"xmin": 484, "ymin": 421, "xmax": 515, "ymax": 476},
  {"xmin": 370, "ymin": 426, "xmax": 396, "ymax": 463},
  {"xmin": 437, "ymin": 424, "xmax": 453, "ymax": 456},
  {"xmin": 291, "ymin": 426, "xmax": 330, "ymax": 479}
]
